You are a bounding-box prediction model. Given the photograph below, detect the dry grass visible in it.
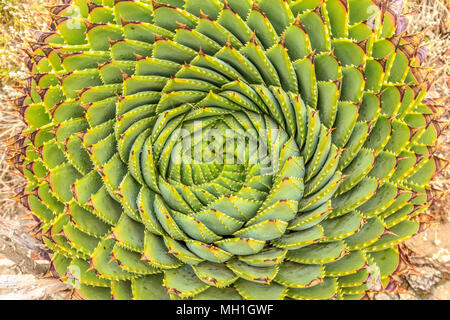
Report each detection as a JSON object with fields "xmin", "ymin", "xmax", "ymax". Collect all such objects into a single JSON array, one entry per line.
[
  {"xmin": 0, "ymin": 0, "xmax": 53, "ymax": 87},
  {"xmin": 0, "ymin": 0, "xmax": 55, "ymax": 221},
  {"xmin": 404, "ymin": 0, "xmax": 449, "ymax": 99},
  {"xmin": 403, "ymin": 1, "xmax": 450, "ymax": 223},
  {"xmin": 0, "ymin": 0, "xmax": 448, "ymax": 299}
]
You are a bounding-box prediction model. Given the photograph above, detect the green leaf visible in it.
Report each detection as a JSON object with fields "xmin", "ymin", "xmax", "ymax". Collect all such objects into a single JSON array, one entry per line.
[
  {"xmin": 163, "ymin": 265, "xmax": 209, "ymax": 298},
  {"xmin": 288, "ymin": 277, "xmax": 337, "ymax": 300},
  {"xmin": 234, "ymin": 279, "xmax": 287, "ymax": 300}
]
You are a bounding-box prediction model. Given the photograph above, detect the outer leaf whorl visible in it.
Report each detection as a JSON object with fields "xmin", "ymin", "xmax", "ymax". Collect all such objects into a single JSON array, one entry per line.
[{"xmin": 8, "ymin": 0, "xmax": 447, "ymax": 300}]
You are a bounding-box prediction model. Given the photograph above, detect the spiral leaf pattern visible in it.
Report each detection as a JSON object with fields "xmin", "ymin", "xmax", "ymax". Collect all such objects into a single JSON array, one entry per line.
[{"xmin": 8, "ymin": 0, "xmax": 447, "ymax": 300}]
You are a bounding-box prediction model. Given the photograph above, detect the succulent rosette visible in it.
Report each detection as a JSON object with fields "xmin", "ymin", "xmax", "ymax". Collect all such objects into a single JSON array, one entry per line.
[{"xmin": 8, "ymin": 0, "xmax": 447, "ymax": 300}]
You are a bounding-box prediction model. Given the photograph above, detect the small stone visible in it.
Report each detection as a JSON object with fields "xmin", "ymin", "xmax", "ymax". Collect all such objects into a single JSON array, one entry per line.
[
  {"xmin": 398, "ymin": 293, "xmax": 420, "ymax": 300},
  {"xmin": 406, "ymin": 266, "xmax": 442, "ymax": 296},
  {"xmin": 374, "ymin": 293, "xmax": 399, "ymax": 300},
  {"xmin": 428, "ymin": 281, "xmax": 450, "ymax": 300}
]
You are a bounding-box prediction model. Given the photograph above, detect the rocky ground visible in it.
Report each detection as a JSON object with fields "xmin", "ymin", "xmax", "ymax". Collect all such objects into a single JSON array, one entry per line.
[{"xmin": 0, "ymin": 0, "xmax": 448, "ymax": 300}]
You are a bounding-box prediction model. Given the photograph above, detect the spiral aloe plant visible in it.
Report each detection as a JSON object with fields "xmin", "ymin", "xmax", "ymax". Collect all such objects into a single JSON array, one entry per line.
[{"xmin": 7, "ymin": 0, "xmax": 448, "ymax": 300}]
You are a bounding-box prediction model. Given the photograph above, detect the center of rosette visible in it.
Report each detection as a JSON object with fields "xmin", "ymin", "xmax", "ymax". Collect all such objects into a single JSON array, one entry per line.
[{"xmin": 138, "ymin": 102, "xmax": 306, "ymax": 242}]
